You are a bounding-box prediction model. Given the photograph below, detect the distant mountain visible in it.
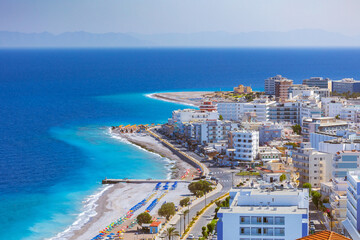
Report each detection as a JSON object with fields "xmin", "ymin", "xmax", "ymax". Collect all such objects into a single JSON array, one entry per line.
[{"xmin": 1, "ymin": 29, "xmax": 360, "ymax": 47}]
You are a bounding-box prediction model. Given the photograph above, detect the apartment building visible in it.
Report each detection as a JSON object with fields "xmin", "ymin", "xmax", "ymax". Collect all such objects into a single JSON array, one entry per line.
[
  {"xmin": 217, "ymin": 188, "xmax": 309, "ymax": 240},
  {"xmin": 229, "ymin": 130, "xmax": 259, "ymax": 162},
  {"xmin": 289, "ymin": 85, "xmax": 330, "ymax": 99},
  {"xmin": 268, "ymin": 102, "xmax": 301, "ymax": 124},
  {"xmin": 258, "ymin": 124, "xmax": 283, "ymax": 145},
  {"xmin": 275, "ymin": 79, "xmax": 293, "ymax": 101},
  {"xmin": 332, "ymin": 78, "xmax": 360, "ymax": 93},
  {"xmin": 184, "ymin": 120, "xmax": 239, "ymax": 145},
  {"xmin": 302, "ymin": 77, "xmax": 332, "ymax": 91},
  {"xmin": 342, "ymin": 171, "xmax": 360, "ymax": 239},
  {"xmin": 265, "ymin": 75, "xmax": 288, "ymax": 96},
  {"xmin": 292, "ymin": 143, "xmax": 332, "ymax": 188},
  {"xmin": 302, "ymin": 117, "xmax": 348, "ymax": 141},
  {"xmin": 333, "ymin": 151, "xmax": 360, "ymax": 179},
  {"xmin": 329, "ymin": 178, "xmax": 348, "ymax": 233}
]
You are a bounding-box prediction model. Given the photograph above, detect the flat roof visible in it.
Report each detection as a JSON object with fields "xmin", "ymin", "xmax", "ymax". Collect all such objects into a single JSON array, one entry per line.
[{"xmin": 219, "ymin": 205, "xmax": 307, "ymax": 215}]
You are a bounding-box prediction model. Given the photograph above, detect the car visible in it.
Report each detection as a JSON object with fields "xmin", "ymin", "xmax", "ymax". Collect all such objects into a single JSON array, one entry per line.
[
  {"xmin": 309, "ymin": 220, "xmax": 315, "ymax": 225},
  {"xmin": 210, "ymin": 176, "xmax": 217, "ymax": 181},
  {"xmin": 231, "ymin": 166, "xmax": 236, "ymax": 169},
  {"xmin": 208, "ymin": 172, "xmax": 213, "ymax": 175},
  {"xmin": 187, "ymin": 234, "xmax": 195, "ymax": 239}
]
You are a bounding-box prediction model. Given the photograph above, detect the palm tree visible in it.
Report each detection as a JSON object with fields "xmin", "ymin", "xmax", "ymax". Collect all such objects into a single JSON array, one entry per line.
[
  {"xmin": 165, "ymin": 227, "xmax": 180, "ymax": 240},
  {"xmin": 183, "ymin": 209, "xmax": 189, "ymax": 233}
]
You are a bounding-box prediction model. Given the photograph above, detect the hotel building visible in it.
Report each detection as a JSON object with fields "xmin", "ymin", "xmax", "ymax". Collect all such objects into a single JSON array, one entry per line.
[
  {"xmin": 217, "ymin": 188, "xmax": 309, "ymax": 240},
  {"xmin": 343, "ymin": 171, "xmax": 360, "ymax": 239}
]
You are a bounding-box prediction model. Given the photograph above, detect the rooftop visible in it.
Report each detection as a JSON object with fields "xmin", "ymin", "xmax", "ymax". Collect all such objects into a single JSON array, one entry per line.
[{"xmin": 297, "ymin": 230, "xmax": 350, "ymax": 240}]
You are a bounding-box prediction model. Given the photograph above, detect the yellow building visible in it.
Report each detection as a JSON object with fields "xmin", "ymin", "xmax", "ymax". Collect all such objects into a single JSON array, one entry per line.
[{"xmin": 234, "ymin": 84, "xmax": 252, "ymax": 94}]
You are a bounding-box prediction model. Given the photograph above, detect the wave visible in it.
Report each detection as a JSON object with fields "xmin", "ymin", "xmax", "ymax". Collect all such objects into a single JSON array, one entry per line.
[
  {"xmin": 48, "ymin": 184, "xmax": 113, "ymax": 240},
  {"xmin": 107, "ymin": 128, "xmax": 176, "ymax": 180}
]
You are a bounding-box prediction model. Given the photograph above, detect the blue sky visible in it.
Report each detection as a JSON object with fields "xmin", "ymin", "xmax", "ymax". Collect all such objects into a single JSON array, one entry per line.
[{"xmin": 1, "ymin": 0, "xmax": 359, "ymax": 35}]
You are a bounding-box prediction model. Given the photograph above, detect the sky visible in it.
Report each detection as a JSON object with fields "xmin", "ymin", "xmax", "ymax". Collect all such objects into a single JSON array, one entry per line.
[{"xmin": 0, "ymin": 0, "xmax": 359, "ymax": 35}]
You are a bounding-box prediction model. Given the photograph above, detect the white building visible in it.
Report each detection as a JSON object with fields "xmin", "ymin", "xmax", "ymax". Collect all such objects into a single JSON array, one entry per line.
[
  {"xmin": 328, "ymin": 178, "xmax": 348, "ymax": 233},
  {"xmin": 217, "ymin": 102, "xmax": 244, "ymax": 121},
  {"xmin": 333, "ymin": 151, "xmax": 360, "ymax": 179},
  {"xmin": 321, "ymin": 97, "xmax": 344, "ymax": 117},
  {"xmin": 340, "ymin": 105, "xmax": 360, "ymax": 123},
  {"xmin": 217, "ymin": 188, "xmax": 309, "ymax": 240},
  {"xmin": 217, "ymin": 100, "xmax": 276, "ymax": 122},
  {"xmin": 184, "ymin": 120, "xmax": 239, "ymax": 145},
  {"xmin": 169, "ymin": 109, "xmax": 219, "ymax": 133},
  {"xmin": 288, "ymin": 85, "xmax": 330, "ymax": 99},
  {"xmin": 259, "ymin": 146, "xmax": 282, "ymax": 162},
  {"xmin": 268, "ymin": 102, "xmax": 301, "ymax": 124},
  {"xmin": 342, "ymin": 171, "xmax": 360, "ymax": 239},
  {"xmin": 229, "ymin": 130, "xmax": 259, "ymax": 162},
  {"xmin": 292, "ymin": 143, "xmax": 333, "ymax": 188}
]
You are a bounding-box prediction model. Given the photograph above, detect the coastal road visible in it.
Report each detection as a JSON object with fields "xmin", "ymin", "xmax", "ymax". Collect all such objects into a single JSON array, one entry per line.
[{"xmin": 152, "ymin": 129, "xmax": 242, "ymax": 238}]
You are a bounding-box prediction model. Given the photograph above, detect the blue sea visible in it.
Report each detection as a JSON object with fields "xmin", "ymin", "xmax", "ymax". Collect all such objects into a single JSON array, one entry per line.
[{"xmin": 1, "ymin": 48, "xmax": 360, "ymax": 240}]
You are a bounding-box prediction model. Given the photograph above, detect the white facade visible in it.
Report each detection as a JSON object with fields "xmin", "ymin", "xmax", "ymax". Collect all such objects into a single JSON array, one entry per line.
[
  {"xmin": 217, "ymin": 188, "xmax": 309, "ymax": 240},
  {"xmin": 190, "ymin": 120, "xmax": 239, "ymax": 144},
  {"xmin": 217, "ymin": 102, "xmax": 244, "ymax": 121},
  {"xmin": 332, "ymin": 151, "xmax": 360, "ymax": 179},
  {"xmin": 340, "ymin": 105, "xmax": 360, "ymax": 123},
  {"xmin": 230, "ymin": 130, "xmax": 259, "ymax": 161},
  {"xmin": 321, "ymin": 97, "xmax": 344, "ymax": 117},
  {"xmin": 169, "ymin": 109, "xmax": 219, "ymax": 133},
  {"xmin": 343, "ymin": 171, "xmax": 360, "ymax": 240},
  {"xmin": 217, "ymin": 100, "xmax": 275, "ymax": 122},
  {"xmin": 292, "ymin": 143, "xmax": 333, "ymax": 188},
  {"xmin": 259, "ymin": 146, "xmax": 281, "ymax": 162}
]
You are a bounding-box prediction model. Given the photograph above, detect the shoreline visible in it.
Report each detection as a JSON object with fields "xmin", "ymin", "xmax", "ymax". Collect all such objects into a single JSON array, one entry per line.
[
  {"xmin": 146, "ymin": 91, "xmax": 212, "ymax": 107},
  {"xmin": 110, "ymin": 129, "xmax": 196, "ymax": 179},
  {"xmin": 53, "ymin": 91, "xmax": 203, "ymax": 240}
]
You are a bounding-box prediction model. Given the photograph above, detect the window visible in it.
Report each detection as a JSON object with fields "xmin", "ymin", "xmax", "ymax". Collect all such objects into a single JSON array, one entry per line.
[
  {"xmin": 251, "ymin": 227, "xmax": 262, "ymax": 236},
  {"xmin": 275, "ymin": 227, "xmax": 285, "ymax": 236},
  {"xmin": 274, "ymin": 217, "xmax": 285, "ymax": 225},
  {"xmin": 263, "ymin": 227, "xmax": 274, "ymax": 236},
  {"xmin": 263, "ymin": 216, "xmax": 274, "ymax": 224},
  {"xmin": 251, "ymin": 216, "xmax": 262, "ymax": 224},
  {"xmin": 240, "ymin": 216, "xmax": 250, "ymax": 224},
  {"xmin": 240, "ymin": 227, "xmax": 250, "ymax": 235}
]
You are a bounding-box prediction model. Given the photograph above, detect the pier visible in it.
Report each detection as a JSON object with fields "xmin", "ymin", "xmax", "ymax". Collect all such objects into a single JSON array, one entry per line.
[{"xmin": 102, "ymin": 178, "xmax": 191, "ymax": 184}]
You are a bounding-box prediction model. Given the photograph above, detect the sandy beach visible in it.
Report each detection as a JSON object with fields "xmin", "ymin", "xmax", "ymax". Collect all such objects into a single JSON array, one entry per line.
[
  {"xmin": 64, "ymin": 130, "xmax": 196, "ymax": 240},
  {"xmin": 147, "ymin": 91, "xmax": 212, "ymax": 106},
  {"xmin": 70, "ymin": 182, "xmax": 191, "ymax": 240}
]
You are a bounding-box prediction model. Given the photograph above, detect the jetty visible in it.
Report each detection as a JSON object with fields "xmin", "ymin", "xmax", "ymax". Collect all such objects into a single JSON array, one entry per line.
[{"xmin": 102, "ymin": 179, "xmax": 191, "ymax": 184}]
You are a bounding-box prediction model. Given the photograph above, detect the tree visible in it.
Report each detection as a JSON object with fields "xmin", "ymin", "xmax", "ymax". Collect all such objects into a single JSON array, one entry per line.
[
  {"xmin": 207, "ymin": 222, "xmax": 215, "ymax": 234},
  {"xmin": 188, "ymin": 180, "xmax": 213, "ymax": 195},
  {"xmin": 302, "ymin": 183, "xmax": 312, "ymax": 193},
  {"xmin": 202, "ymin": 226, "xmax": 208, "ymax": 238},
  {"xmin": 180, "ymin": 197, "xmax": 190, "ymax": 207},
  {"xmin": 279, "ymin": 174, "xmax": 287, "ymax": 182},
  {"xmin": 291, "ymin": 124, "xmax": 302, "ymax": 135},
  {"xmin": 158, "ymin": 202, "xmax": 176, "ymax": 220},
  {"xmin": 312, "ymin": 191, "xmax": 322, "ymax": 208},
  {"xmin": 335, "ymin": 114, "xmax": 340, "ymax": 119},
  {"xmin": 219, "ymin": 115, "xmax": 224, "ymax": 120},
  {"xmin": 164, "ymin": 227, "xmax": 179, "ymax": 240},
  {"xmin": 137, "ymin": 212, "xmax": 152, "ymax": 226}
]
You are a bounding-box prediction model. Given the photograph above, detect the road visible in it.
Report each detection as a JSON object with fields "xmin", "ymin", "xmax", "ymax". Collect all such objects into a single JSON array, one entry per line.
[
  {"xmin": 309, "ymin": 200, "xmax": 327, "ymax": 233},
  {"xmin": 152, "ymin": 129, "xmax": 241, "ymax": 239}
]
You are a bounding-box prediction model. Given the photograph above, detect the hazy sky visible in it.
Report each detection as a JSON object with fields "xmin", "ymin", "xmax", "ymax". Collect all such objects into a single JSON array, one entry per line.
[{"xmin": 1, "ymin": 0, "xmax": 359, "ymax": 35}]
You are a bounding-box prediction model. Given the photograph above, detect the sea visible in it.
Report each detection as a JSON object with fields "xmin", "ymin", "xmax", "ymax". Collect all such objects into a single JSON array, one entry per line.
[{"xmin": 1, "ymin": 48, "xmax": 360, "ymax": 240}]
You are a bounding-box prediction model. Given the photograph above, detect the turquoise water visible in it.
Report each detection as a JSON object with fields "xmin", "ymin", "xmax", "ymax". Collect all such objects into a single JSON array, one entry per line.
[{"xmin": 2, "ymin": 48, "xmax": 360, "ymax": 239}]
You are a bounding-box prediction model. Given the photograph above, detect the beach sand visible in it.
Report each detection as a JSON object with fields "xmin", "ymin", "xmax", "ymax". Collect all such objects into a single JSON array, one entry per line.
[
  {"xmin": 147, "ymin": 91, "xmax": 212, "ymax": 106},
  {"xmin": 70, "ymin": 182, "xmax": 191, "ymax": 240},
  {"xmin": 66, "ymin": 131, "xmax": 195, "ymax": 240}
]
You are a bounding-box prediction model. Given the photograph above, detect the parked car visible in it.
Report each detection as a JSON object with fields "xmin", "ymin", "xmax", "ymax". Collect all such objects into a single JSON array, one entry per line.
[{"xmin": 187, "ymin": 234, "xmax": 195, "ymax": 239}]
